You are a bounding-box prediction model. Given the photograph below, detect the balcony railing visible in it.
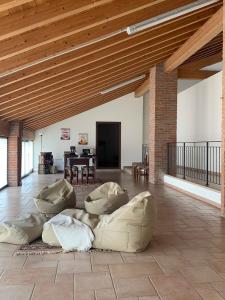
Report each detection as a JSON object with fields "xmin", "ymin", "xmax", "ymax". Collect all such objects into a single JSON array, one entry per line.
[{"xmin": 167, "ymin": 141, "xmax": 221, "ymax": 187}]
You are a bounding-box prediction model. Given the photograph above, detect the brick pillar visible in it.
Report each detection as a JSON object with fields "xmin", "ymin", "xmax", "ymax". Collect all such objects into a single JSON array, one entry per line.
[
  {"xmin": 149, "ymin": 63, "xmax": 177, "ymax": 184},
  {"xmin": 8, "ymin": 121, "xmax": 23, "ymax": 187},
  {"xmin": 221, "ymin": 1, "xmax": 225, "ymax": 216}
]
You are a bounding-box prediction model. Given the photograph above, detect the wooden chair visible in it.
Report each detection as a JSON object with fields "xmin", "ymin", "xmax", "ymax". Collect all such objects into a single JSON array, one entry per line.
[
  {"xmin": 64, "ymin": 154, "xmax": 79, "ymax": 184},
  {"xmin": 81, "ymin": 157, "xmax": 96, "ymax": 183}
]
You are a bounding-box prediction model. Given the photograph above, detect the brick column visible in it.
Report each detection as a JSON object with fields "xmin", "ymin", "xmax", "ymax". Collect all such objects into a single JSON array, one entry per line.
[
  {"xmin": 221, "ymin": 1, "xmax": 225, "ymax": 216},
  {"xmin": 148, "ymin": 63, "xmax": 177, "ymax": 184},
  {"xmin": 8, "ymin": 121, "xmax": 23, "ymax": 187}
]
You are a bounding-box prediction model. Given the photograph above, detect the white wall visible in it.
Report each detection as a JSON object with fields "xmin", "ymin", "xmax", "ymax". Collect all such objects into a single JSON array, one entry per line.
[
  {"xmin": 177, "ymin": 72, "xmax": 222, "ymax": 142},
  {"xmin": 34, "ymin": 93, "xmax": 143, "ymax": 170}
]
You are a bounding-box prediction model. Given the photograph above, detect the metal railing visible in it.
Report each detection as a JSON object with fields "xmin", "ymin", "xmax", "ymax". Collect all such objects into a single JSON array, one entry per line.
[{"xmin": 167, "ymin": 141, "xmax": 221, "ymax": 187}]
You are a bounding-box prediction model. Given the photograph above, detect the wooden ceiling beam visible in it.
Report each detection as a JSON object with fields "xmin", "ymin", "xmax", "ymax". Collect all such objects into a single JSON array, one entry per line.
[
  {"xmin": 0, "ymin": 23, "xmax": 203, "ymax": 96},
  {"xmin": 0, "ymin": 33, "xmax": 191, "ymax": 100},
  {"xmin": 164, "ymin": 7, "xmax": 223, "ymax": 72},
  {"xmin": 24, "ymin": 83, "xmax": 142, "ymax": 124},
  {"xmin": 178, "ymin": 69, "xmax": 218, "ymax": 79},
  {"xmin": 0, "ymin": 46, "xmax": 178, "ymax": 110},
  {"xmin": 0, "ymin": 55, "xmax": 171, "ymax": 119},
  {"xmin": 24, "ymin": 82, "xmax": 140, "ymax": 128},
  {"xmin": 0, "ymin": 5, "xmax": 218, "ymax": 86},
  {"xmin": 135, "ymin": 78, "xmax": 150, "ymax": 97},
  {"xmin": 0, "ymin": 0, "xmax": 33, "ymax": 12},
  {"xmin": 180, "ymin": 52, "xmax": 222, "ymax": 70},
  {"xmin": 0, "ymin": 0, "xmax": 111, "ymax": 40},
  {"xmin": 0, "ymin": 0, "xmax": 216, "ymax": 73}
]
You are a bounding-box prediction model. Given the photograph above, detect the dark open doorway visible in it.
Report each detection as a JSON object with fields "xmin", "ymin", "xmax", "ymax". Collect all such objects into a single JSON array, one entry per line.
[{"xmin": 96, "ymin": 122, "xmax": 121, "ymax": 169}]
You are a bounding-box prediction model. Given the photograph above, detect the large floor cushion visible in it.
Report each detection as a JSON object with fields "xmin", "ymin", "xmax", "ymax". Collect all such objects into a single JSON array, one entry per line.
[
  {"xmin": 42, "ymin": 209, "xmax": 101, "ymax": 246},
  {"xmin": 84, "ymin": 182, "xmax": 129, "ymax": 215},
  {"xmin": 93, "ymin": 191, "xmax": 154, "ymax": 252},
  {"xmin": 34, "ymin": 179, "xmax": 76, "ymax": 214},
  {"xmin": 0, "ymin": 213, "xmax": 48, "ymax": 245}
]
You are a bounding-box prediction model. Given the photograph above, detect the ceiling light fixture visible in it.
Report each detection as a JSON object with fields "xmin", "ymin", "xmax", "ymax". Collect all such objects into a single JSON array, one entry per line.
[
  {"xmin": 126, "ymin": 0, "xmax": 219, "ymax": 35},
  {"xmin": 100, "ymin": 75, "xmax": 146, "ymax": 95}
]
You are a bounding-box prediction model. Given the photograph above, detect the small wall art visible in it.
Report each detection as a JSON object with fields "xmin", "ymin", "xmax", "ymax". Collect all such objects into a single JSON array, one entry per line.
[
  {"xmin": 60, "ymin": 128, "xmax": 70, "ymax": 140},
  {"xmin": 78, "ymin": 133, "xmax": 88, "ymax": 145}
]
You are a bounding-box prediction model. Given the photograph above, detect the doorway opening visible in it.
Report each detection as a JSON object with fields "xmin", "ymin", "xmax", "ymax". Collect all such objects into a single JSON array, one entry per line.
[{"xmin": 96, "ymin": 122, "xmax": 121, "ymax": 169}]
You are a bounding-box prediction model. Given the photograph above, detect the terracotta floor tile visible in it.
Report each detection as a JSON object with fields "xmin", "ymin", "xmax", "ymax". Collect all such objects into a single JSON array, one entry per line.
[
  {"xmin": 24, "ymin": 260, "xmax": 58, "ymax": 269},
  {"xmin": 91, "ymin": 253, "xmax": 123, "ymax": 265},
  {"xmin": 122, "ymin": 255, "xmax": 155, "ymax": 264},
  {"xmin": 0, "ymin": 256, "xmax": 27, "ymax": 270},
  {"xmin": 32, "ymin": 282, "xmax": 73, "ymax": 300},
  {"xmin": 57, "ymin": 259, "xmax": 91, "ymax": 274},
  {"xmin": 0, "ymin": 284, "xmax": 34, "ymax": 300},
  {"xmin": 196, "ymin": 286, "xmax": 225, "ymax": 300},
  {"xmin": 113, "ymin": 276, "xmax": 157, "ymax": 298},
  {"xmin": 74, "ymin": 290, "xmax": 95, "ymax": 300},
  {"xmin": 75, "ymin": 272, "xmax": 113, "ymax": 290},
  {"xmin": 0, "ymin": 268, "xmax": 56, "ymax": 284},
  {"xmin": 92, "ymin": 264, "xmax": 109, "ymax": 272},
  {"xmin": 110, "ymin": 262, "xmax": 162, "ymax": 278},
  {"xmin": 151, "ymin": 275, "xmax": 202, "ymax": 300},
  {"xmin": 181, "ymin": 266, "xmax": 223, "ymax": 283},
  {"xmin": 95, "ymin": 288, "xmax": 116, "ymax": 299}
]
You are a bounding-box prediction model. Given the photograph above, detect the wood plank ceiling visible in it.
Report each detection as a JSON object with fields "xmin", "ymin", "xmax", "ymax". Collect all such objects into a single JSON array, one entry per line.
[{"xmin": 0, "ymin": 0, "xmax": 222, "ymax": 130}]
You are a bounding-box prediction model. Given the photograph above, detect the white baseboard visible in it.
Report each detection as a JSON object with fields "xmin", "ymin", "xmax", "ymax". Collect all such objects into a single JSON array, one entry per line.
[{"xmin": 164, "ymin": 175, "xmax": 221, "ymax": 208}]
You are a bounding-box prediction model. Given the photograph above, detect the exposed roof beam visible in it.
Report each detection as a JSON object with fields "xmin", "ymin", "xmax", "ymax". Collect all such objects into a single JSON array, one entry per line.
[
  {"xmin": 178, "ymin": 69, "xmax": 217, "ymax": 79},
  {"xmin": 180, "ymin": 52, "xmax": 222, "ymax": 70},
  {"xmin": 0, "ymin": 32, "xmax": 191, "ymax": 100},
  {"xmin": 0, "ymin": 5, "xmax": 217, "ymax": 86},
  {"xmin": 0, "ymin": 0, "xmax": 32, "ymax": 12},
  {"xmin": 0, "ymin": 0, "xmax": 204, "ymax": 73},
  {"xmin": 135, "ymin": 78, "xmax": 149, "ymax": 97},
  {"xmin": 24, "ymin": 82, "xmax": 141, "ymax": 129},
  {"xmin": 0, "ymin": 0, "xmax": 111, "ymax": 41},
  {"xmin": 164, "ymin": 7, "xmax": 223, "ymax": 72}
]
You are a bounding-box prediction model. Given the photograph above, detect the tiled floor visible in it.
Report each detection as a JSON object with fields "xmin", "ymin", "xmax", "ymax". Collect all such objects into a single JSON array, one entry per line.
[{"xmin": 0, "ymin": 171, "xmax": 225, "ymax": 300}]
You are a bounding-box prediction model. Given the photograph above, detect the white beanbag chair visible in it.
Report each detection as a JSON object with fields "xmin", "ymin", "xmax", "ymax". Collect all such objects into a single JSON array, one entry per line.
[
  {"xmin": 43, "ymin": 191, "xmax": 154, "ymax": 252},
  {"xmin": 0, "ymin": 213, "xmax": 48, "ymax": 245},
  {"xmin": 84, "ymin": 182, "xmax": 129, "ymax": 215},
  {"xmin": 42, "ymin": 209, "xmax": 100, "ymax": 247},
  {"xmin": 34, "ymin": 179, "xmax": 76, "ymax": 214}
]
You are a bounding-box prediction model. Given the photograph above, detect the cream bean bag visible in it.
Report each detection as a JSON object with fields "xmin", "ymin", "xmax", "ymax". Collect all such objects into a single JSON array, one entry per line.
[
  {"xmin": 43, "ymin": 191, "xmax": 154, "ymax": 252},
  {"xmin": 0, "ymin": 213, "xmax": 48, "ymax": 245},
  {"xmin": 84, "ymin": 182, "xmax": 129, "ymax": 215},
  {"xmin": 34, "ymin": 179, "xmax": 76, "ymax": 214},
  {"xmin": 42, "ymin": 209, "xmax": 101, "ymax": 246},
  {"xmin": 93, "ymin": 191, "xmax": 153, "ymax": 252}
]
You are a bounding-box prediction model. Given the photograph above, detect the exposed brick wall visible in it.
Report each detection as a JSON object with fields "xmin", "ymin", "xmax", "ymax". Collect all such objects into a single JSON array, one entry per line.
[
  {"xmin": 0, "ymin": 120, "xmax": 9, "ymax": 137},
  {"xmin": 221, "ymin": 1, "xmax": 225, "ymax": 216},
  {"xmin": 148, "ymin": 63, "xmax": 177, "ymax": 184},
  {"xmin": 8, "ymin": 121, "xmax": 23, "ymax": 187}
]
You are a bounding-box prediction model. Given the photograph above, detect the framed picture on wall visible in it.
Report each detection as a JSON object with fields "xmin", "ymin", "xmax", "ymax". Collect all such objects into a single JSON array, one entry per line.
[
  {"xmin": 78, "ymin": 133, "xmax": 88, "ymax": 145},
  {"xmin": 60, "ymin": 128, "xmax": 70, "ymax": 140}
]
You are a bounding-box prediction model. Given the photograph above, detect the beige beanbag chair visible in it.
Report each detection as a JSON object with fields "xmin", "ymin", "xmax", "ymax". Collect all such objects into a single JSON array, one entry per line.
[
  {"xmin": 93, "ymin": 191, "xmax": 153, "ymax": 252},
  {"xmin": 34, "ymin": 179, "xmax": 76, "ymax": 214},
  {"xmin": 0, "ymin": 213, "xmax": 48, "ymax": 245},
  {"xmin": 43, "ymin": 191, "xmax": 154, "ymax": 252},
  {"xmin": 42, "ymin": 209, "xmax": 101, "ymax": 246},
  {"xmin": 84, "ymin": 182, "xmax": 129, "ymax": 215}
]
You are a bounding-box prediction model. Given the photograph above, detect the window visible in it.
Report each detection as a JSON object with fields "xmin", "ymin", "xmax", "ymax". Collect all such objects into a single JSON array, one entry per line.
[
  {"xmin": 0, "ymin": 138, "xmax": 7, "ymax": 189},
  {"xmin": 21, "ymin": 141, "xmax": 33, "ymax": 177}
]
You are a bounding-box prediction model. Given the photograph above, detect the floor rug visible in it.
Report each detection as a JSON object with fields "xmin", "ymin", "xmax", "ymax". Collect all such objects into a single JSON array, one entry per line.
[{"xmin": 15, "ymin": 239, "xmax": 112, "ymax": 256}]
